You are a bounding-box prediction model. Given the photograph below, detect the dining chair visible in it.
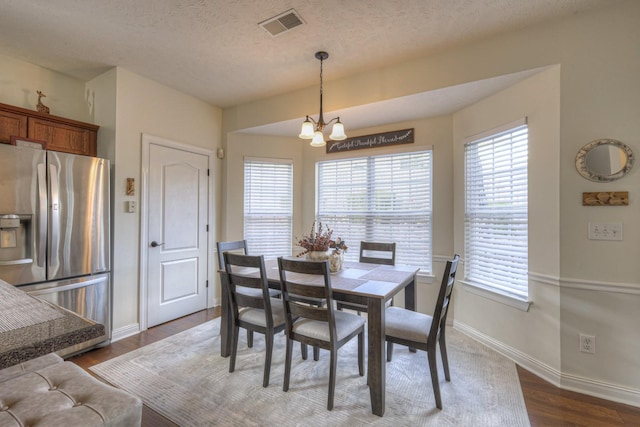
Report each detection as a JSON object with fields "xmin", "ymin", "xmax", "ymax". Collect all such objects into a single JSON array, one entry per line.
[
  {"xmin": 359, "ymin": 241, "xmax": 396, "ymax": 265},
  {"xmin": 384, "ymin": 254, "xmax": 460, "ymax": 409},
  {"xmin": 277, "ymin": 257, "xmax": 365, "ymax": 410},
  {"xmin": 222, "ymin": 252, "xmax": 286, "ymax": 387},
  {"xmin": 337, "ymin": 241, "xmax": 397, "ymax": 314},
  {"xmin": 217, "ymin": 240, "xmax": 280, "ymax": 348}
]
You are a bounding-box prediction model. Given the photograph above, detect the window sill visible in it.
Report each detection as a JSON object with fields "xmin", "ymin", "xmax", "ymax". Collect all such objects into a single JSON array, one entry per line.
[
  {"xmin": 460, "ymin": 280, "xmax": 532, "ymax": 312},
  {"xmin": 416, "ymin": 270, "xmax": 435, "ymax": 283}
]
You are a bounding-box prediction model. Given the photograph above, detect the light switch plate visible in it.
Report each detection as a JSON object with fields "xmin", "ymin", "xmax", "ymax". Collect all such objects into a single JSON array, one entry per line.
[{"xmin": 588, "ymin": 222, "xmax": 622, "ymax": 240}]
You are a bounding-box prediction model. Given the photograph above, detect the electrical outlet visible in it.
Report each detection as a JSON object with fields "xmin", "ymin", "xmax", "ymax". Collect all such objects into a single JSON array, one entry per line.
[{"xmin": 580, "ymin": 334, "xmax": 595, "ymax": 354}]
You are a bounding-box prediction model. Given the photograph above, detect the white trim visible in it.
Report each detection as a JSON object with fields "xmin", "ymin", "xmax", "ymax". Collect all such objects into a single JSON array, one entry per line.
[
  {"xmin": 139, "ymin": 133, "xmax": 214, "ymax": 330},
  {"xmin": 463, "ymin": 117, "xmax": 528, "ymax": 144},
  {"xmin": 528, "ymin": 271, "xmax": 560, "ymax": 287},
  {"xmin": 454, "ymin": 321, "xmax": 640, "ymax": 409},
  {"xmin": 560, "ymin": 276, "xmax": 640, "ymax": 295},
  {"xmin": 454, "ymin": 320, "xmax": 562, "ymax": 386},
  {"xmin": 244, "ymin": 156, "xmax": 293, "ymax": 165},
  {"xmin": 561, "ymin": 372, "xmax": 640, "ymax": 409},
  {"xmin": 460, "ymin": 280, "xmax": 532, "ymax": 311},
  {"xmin": 110, "ymin": 323, "xmax": 141, "ymax": 342}
]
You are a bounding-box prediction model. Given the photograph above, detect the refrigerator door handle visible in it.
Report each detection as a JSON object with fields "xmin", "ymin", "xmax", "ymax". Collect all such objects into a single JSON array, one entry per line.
[
  {"xmin": 37, "ymin": 163, "xmax": 47, "ymax": 267},
  {"xmin": 49, "ymin": 163, "xmax": 60, "ymax": 270}
]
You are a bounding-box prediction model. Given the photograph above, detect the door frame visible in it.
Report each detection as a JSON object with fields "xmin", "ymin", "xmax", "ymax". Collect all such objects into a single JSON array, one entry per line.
[{"xmin": 139, "ymin": 133, "xmax": 213, "ymax": 331}]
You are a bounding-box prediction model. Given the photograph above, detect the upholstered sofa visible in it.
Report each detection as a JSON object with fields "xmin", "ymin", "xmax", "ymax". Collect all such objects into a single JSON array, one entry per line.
[{"xmin": 0, "ymin": 353, "xmax": 142, "ymax": 427}]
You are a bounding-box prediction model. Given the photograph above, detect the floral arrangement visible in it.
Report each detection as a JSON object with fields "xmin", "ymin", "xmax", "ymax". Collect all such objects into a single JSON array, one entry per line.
[{"xmin": 296, "ymin": 221, "xmax": 348, "ymax": 257}]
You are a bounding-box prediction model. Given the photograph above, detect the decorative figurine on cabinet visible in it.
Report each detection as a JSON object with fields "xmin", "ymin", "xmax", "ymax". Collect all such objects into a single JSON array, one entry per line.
[{"xmin": 36, "ymin": 90, "xmax": 50, "ymax": 114}]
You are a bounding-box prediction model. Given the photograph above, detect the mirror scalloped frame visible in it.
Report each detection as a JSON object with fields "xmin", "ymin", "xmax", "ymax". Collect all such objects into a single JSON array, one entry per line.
[{"xmin": 575, "ymin": 139, "xmax": 634, "ymax": 182}]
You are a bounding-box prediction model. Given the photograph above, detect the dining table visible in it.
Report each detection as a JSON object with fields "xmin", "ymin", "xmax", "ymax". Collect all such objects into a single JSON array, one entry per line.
[{"xmin": 218, "ymin": 257, "xmax": 419, "ymax": 417}]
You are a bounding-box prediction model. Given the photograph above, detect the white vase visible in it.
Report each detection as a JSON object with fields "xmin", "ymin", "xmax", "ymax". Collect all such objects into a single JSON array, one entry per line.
[{"xmin": 307, "ymin": 250, "xmax": 330, "ymax": 262}]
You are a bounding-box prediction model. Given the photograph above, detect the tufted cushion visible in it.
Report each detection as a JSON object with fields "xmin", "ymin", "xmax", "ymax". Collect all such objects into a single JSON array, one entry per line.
[
  {"xmin": 385, "ymin": 306, "xmax": 433, "ymax": 344},
  {"xmin": 292, "ymin": 310, "xmax": 365, "ymax": 342},
  {"xmin": 0, "ymin": 353, "xmax": 63, "ymax": 383},
  {"xmin": 0, "ymin": 361, "xmax": 142, "ymax": 427}
]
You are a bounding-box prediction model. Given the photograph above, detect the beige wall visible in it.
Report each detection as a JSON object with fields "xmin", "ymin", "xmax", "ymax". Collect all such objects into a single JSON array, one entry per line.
[
  {"xmin": 222, "ymin": 1, "xmax": 640, "ymax": 406},
  {"xmin": 0, "ymin": 53, "xmax": 91, "ymax": 122},
  {"xmin": 453, "ymin": 66, "xmax": 563, "ymax": 377},
  {"xmin": 103, "ymin": 68, "xmax": 222, "ymax": 332},
  {"xmin": 1, "ymin": 0, "xmax": 639, "ymax": 407}
]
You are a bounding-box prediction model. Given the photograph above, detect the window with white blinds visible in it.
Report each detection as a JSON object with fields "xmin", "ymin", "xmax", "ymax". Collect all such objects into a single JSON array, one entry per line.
[
  {"xmin": 464, "ymin": 122, "xmax": 528, "ymax": 299},
  {"xmin": 317, "ymin": 150, "xmax": 432, "ymax": 272},
  {"xmin": 244, "ymin": 157, "xmax": 293, "ymax": 258}
]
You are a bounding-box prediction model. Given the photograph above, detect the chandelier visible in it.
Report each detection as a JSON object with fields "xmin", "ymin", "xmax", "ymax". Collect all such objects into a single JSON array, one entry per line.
[{"xmin": 298, "ymin": 51, "xmax": 347, "ymax": 147}]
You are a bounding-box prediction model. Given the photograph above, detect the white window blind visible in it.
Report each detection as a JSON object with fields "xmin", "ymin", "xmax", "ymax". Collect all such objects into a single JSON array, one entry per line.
[
  {"xmin": 317, "ymin": 150, "xmax": 432, "ymax": 272},
  {"xmin": 244, "ymin": 157, "xmax": 293, "ymax": 258},
  {"xmin": 464, "ymin": 123, "xmax": 528, "ymax": 298}
]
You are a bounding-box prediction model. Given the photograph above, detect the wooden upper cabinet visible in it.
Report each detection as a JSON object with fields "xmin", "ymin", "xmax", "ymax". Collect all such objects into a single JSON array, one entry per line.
[
  {"xmin": 28, "ymin": 117, "xmax": 97, "ymax": 156},
  {"xmin": 0, "ymin": 109, "xmax": 28, "ymax": 143},
  {"xmin": 0, "ymin": 102, "xmax": 98, "ymax": 156}
]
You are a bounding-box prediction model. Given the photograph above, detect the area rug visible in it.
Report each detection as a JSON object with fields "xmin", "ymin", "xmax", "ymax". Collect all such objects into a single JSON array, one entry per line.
[{"xmin": 90, "ymin": 318, "xmax": 530, "ymax": 426}]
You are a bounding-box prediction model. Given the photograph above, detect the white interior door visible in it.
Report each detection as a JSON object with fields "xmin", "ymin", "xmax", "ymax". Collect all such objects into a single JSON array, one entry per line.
[{"xmin": 146, "ymin": 140, "xmax": 209, "ymax": 327}]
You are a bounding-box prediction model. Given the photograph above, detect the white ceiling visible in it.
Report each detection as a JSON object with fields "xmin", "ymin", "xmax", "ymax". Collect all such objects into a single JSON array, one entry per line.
[{"xmin": 0, "ymin": 0, "xmax": 613, "ymax": 133}]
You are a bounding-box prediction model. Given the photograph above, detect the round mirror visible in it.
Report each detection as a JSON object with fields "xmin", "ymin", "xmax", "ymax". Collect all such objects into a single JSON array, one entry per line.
[{"xmin": 575, "ymin": 139, "xmax": 634, "ymax": 182}]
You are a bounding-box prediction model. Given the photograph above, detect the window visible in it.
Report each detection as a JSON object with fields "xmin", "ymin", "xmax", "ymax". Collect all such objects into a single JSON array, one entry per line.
[
  {"xmin": 317, "ymin": 150, "xmax": 432, "ymax": 272},
  {"xmin": 244, "ymin": 157, "xmax": 293, "ymax": 258},
  {"xmin": 464, "ymin": 120, "xmax": 528, "ymax": 299}
]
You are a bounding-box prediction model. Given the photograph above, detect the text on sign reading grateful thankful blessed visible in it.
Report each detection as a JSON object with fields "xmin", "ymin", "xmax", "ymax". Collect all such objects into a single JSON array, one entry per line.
[{"xmin": 326, "ymin": 128, "xmax": 414, "ymax": 153}]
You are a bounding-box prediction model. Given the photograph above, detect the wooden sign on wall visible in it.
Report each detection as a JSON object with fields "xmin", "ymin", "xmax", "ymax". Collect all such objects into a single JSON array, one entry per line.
[
  {"xmin": 582, "ymin": 191, "xmax": 628, "ymax": 206},
  {"xmin": 326, "ymin": 128, "xmax": 414, "ymax": 154}
]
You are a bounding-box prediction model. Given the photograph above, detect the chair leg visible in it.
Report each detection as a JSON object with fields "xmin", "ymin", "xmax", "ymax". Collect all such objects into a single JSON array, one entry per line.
[
  {"xmin": 229, "ymin": 325, "xmax": 240, "ymax": 373},
  {"xmin": 313, "ymin": 346, "xmax": 320, "ymax": 361},
  {"xmin": 247, "ymin": 330, "xmax": 253, "ymax": 348},
  {"xmin": 263, "ymin": 332, "xmax": 273, "ymax": 387},
  {"xmin": 327, "ymin": 349, "xmax": 337, "ymax": 410},
  {"xmin": 439, "ymin": 330, "xmax": 451, "ymax": 381},
  {"xmin": 283, "ymin": 338, "xmax": 293, "ymax": 392},
  {"xmin": 358, "ymin": 331, "xmax": 364, "ymax": 376},
  {"xmin": 427, "ymin": 348, "xmax": 442, "ymax": 409},
  {"xmin": 386, "ymin": 341, "xmax": 394, "ymax": 362},
  {"xmin": 301, "ymin": 343, "xmax": 308, "ymax": 360}
]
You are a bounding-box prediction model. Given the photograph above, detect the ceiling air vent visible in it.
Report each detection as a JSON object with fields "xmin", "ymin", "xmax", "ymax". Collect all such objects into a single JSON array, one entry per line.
[{"xmin": 259, "ymin": 9, "xmax": 304, "ymax": 37}]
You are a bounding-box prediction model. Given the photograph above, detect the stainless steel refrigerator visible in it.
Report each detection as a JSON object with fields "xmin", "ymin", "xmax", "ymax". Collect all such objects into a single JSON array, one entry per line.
[{"xmin": 0, "ymin": 143, "xmax": 111, "ymax": 353}]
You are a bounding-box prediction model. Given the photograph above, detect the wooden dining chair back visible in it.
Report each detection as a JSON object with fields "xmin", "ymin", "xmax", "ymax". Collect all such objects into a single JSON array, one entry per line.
[
  {"xmin": 217, "ymin": 240, "xmax": 248, "ymax": 269},
  {"xmin": 359, "ymin": 241, "xmax": 396, "ymax": 265},
  {"xmin": 337, "ymin": 241, "xmax": 397, "ymax": 314},
  {"xmin": 218, "ymin": 240, "xmax": 280, "ymax": 348},
  {"xmin": 223, "ymin": 252, "xmax": 286, "ymax": 387},
  {"xmin": 384, "ymin": 254, "xmax": 460, "ymax": 409},
  {"xmin": 277, "ymin": 257, "xmax": 365, "ymax": 410}
]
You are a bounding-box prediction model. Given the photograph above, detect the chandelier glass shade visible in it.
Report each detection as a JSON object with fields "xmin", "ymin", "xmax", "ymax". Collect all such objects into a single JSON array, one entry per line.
[{"xmin": 299, "ymin": 51, "xmax": 347, "ymax": 146}]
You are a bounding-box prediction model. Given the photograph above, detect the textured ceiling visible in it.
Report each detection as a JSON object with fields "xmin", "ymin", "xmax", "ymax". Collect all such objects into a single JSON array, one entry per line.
[{"xmin": 0, "ymin": 0, "xmax": 613, "ymax": 111}]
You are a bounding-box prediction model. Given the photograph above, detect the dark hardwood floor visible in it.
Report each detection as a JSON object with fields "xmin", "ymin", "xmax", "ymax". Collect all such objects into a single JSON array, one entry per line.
[{"xmin": 69, "ymin": 308, "xmax": 640, "ymax": 426}]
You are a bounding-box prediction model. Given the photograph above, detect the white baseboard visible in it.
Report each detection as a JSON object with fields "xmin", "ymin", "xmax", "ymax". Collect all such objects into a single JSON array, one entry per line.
[
  {"xmin": 111, "ymin": 323, "xmax": 141, "ymax": 342},
  {"xmin": 453, "ymin": 320, "xmax": 640, "ymax": 409},
  {"xmin": 560, "ymin": 372, "xmax": 640, "ymax": 409}
]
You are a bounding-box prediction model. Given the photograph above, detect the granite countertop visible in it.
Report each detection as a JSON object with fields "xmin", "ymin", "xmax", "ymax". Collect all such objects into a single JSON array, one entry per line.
[{"xmin": 0, "ymin": 279, "xmax": 105, "ymax": 369}]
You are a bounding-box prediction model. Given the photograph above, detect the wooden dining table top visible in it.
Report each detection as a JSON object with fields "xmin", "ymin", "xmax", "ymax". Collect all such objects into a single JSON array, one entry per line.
[{"xmin": 261, "ymin": 257, "xmax": 419, "ymax": 300}]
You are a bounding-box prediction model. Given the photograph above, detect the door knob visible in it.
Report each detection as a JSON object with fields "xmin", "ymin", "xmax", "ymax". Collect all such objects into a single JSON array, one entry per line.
[{"xmin": 150, "ymin": 241, "xmax": 164, "ymax": 247}]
